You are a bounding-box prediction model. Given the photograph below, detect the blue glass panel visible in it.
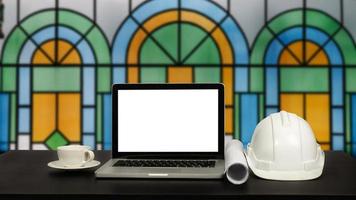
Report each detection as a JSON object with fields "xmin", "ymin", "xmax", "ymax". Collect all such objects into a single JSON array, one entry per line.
[
  {"xmin": 133, "ymin": 0, "xmax": 178, "ymax": 23},
  {"xmin": 19, "ymin": 67, "xmax": 30, "ymax": 105},
  {"xmin": 241, "ymin": 94, "xmax": 258, "ymax": 145},
  {"xmin": 352, "ymin": 95, "xmax": 356, "ymax": 143},
  {"xmin": 220, "ymin": 17, "xmax": 249, "ymax": 64},
  {"xmin": 266, "ymin": 67, "xmax": 278, "ymax": 106},
  {"xmin": 83, "ymin": 68, "xmax": 95, "ymax": 105},
  {"xmin": 113, "ymin": 67, "xmax": 126, "ymax": 84},
  {"xmin": 103, "ymin": 94, "xmax": 112, "ymax": 150},
  {"xmin": 235, "ymin": 67, "xmax": 248, "ymax": 92},
  {"xmin": 266, "ymin": 107, "xmax": 278, "ymax": 116},
  {"xmin": 83, "ymin": 108, "xmax": 95, "ymax": 133},
  {"xmin": 332, "ymin": 135, "xmax": 344, "ymax": 151},
  {"xmin": 18, "ymin": 108, "xmax": 30, "ymax": 133},
  {"xmin": 83, "ymin": 135, "xmax": 95, "ymax": 150},
  {"xmin": 332, "ymin": 68, "xmax": 343, "ymax": 106},
  {"xmin": 112, "ymin": 18, "xmax": 138, "ymax": 64},
  {"xmin": 0, "ymin": 94, "xmax": 9, "ymax": 151},
  {"xmin": 332, "ymin": 108, "xmax": 343, "ymax": 134},
  {"xmin": 265, "ymin": 40, "xmax": 284, "ymax": 65}
]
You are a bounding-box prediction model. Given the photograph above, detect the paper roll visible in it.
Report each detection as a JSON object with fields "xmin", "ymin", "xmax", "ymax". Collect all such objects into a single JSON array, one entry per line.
[{"xmin": 225, "ymin": 140, "xmax": 249, "ymax": 185}]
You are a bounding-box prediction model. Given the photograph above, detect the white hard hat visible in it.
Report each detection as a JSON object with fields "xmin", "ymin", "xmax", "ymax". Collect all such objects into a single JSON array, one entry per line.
[{"xmin": 246, "ymin": 111, "xmax": 325, "ymax": 181}]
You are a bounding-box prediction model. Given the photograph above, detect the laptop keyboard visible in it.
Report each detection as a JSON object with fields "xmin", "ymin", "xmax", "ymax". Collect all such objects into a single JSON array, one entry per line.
[{"xmin": 113, "ymin": 160, "xmax": 216, "ymax": 168}]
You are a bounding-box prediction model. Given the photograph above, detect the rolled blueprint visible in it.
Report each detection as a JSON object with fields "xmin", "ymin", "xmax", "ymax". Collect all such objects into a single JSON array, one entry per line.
[{"xmin": 225, "ymin": 140, "xmax": 249, "ymax": 184}]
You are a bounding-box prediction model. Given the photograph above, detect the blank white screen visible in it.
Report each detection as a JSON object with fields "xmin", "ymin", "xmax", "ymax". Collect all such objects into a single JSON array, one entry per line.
[{"xmin": 117, "ymin": 89, "xmax": 219, "ymax": 152}]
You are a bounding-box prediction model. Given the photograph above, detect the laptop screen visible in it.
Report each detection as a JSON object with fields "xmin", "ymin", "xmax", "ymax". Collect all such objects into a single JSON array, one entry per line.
[{"xmin": 117, "ymin": 89, "xmax": 219, "ymax": 152}]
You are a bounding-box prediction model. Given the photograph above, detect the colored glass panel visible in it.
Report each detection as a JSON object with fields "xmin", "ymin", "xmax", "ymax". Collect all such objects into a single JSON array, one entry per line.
[
  {"xmin": 234, "ymin": 94, "xmax": 240, "ymax": 139},
  {"xmin": 194, "ymin": 67, "xmax": 220, "ymax": 83},
  {"xmin": 58, "ymin": 94, "xmax": 81, "ymax": 142},
  {"xmin": 223, "ymin": 67, "xmax": 233, "ymax": 105},
  {"xmin": 97, "ymin": 67, "xmax": 111, "ymax": 92},
  {"xmin": 306, "ymin": 94, "xmax": 330, "ymax": 144},
  {"xmin": 250, "ymin": 67, "xmax": 263, "ymax": 92},
  {"xmin": 346, "ymin": 69, "xmax": 356, "ymax": 92},
  {"xmin": 141, "ymin": 67, "xmax": 166, "ymax": 83},
  {"xmin": 280, "ymin": 68, "xmax": 328, "ymax": 92},
  {"xmin": 240, "ymin": 94, "xmax": 258, "ymax": 145},
  {"xmin": 352, "ymin": 95, "xmax": 356, "ymax": 144},
  {"xmin": 226, "ymin": 107, "xmax": 233, "ymax": 135},
  {"xmin": 33, "ymin": 94, "xmax": 56, "ymax": 142},
  {"xmin": 1, "ymin": 67, "xmax": 16, "ymax": 91},
  {"xmin": 280, "ymin": 94, "xmax": 304, "ymax": 118},
  {"xmin": 45, "ymin": 131, "xmax": 69, "ymax": 150},
  {"xmin": 151, "ymin": 24, "xmax": 178, "ymax": 61},
  {"xmin": 0, "ymin": 94, "xmax": 9, "ymax": 151},
  {"xmin": 33, "ymin": 67, "xmax": 80, "ymax": 91},
  {"xmin": 168, "ymin": 66, "xmax": 193, "ymax": 83}
]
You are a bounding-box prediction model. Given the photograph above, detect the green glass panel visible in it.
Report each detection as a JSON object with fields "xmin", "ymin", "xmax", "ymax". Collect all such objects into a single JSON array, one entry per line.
[
  {"xmin": 306, "ymin": 10, "xmax": 340, "ymax": 35},
  {"xmin": 2, "ymin": 67, "xmax": 16, "ymax": 91},
  {"xmin": 96, "ymin": 95, "xmax": 102, "ymax": 142},
  {"xmin": 10, "ymin": 94, "xmax": 16, "ymax": 142},
  {"xmin": 250, "ymin": 29, "xmax": 274, "ymax": 64},
  {"xmin": 140, "ymin": 67, "xmax": 166, "ymax": 83},
  {"xmin": 59, "ymin": 10, "xmax": 93, "ymax": 35},
  {"xmin": 33, "ymin": 67, "xmax": 80, "ymax": 91},
  {"xmin": 346, "ymin": 94, "xmax": 350, "ymax": 143},
  {"xmin": 140, "ymin": 38, "xmax": 174, "ymax": 64},
  {"xmin": 2, "ymin": 28, "xmax": 27, "ymax": 64},
  {"xmin": 184, "ymin": 37, "xmax": 220, "ymax": 64},
  {"xmin": 85, "ymin": 28, "xmax": 111, "ymax": 64},
  {"xmin": 234, "ymin": 94, "xmax": 239, "ymax": 139},
  {"xmin": 250, "ymin": 67, "xmax": 263, "ymax": 92},
  {"xmin": 97, "ymin": 67, "xmax": 111, "ymax": 92},
  {"xmin": 333, "ymin": 30, "xmax": 356, "ymax": 64},
  {"xmin": 181, "ymin": 23, "xmax": 207, "ymax": 61},
  {"xmin": 346, "ymin": 69, "xmax": 356, "ymax": 92},
  {"xmin": 259, "ymin": 94, "xmax": 264, "ymax": 120},
  {"xmin": 194, "ymin": 67, "xmax": 220, "ymax": 83},
  {"xmin": 280, "ymin": 68, "xmax": 328, "ymax": 92},
  {"xmin": 152, "ymin": 24, "xmax": 178, "ymax": 62},
  {"xmin": 45, "ymin": 131, "xmax": 69, "ymax": 150},
  {"xmin": 346, "ymin": 144, "xmax": 351, "ymax": 154},
  {"xmin": 269, "ymin": 10, "xmax": 302, "ymax": 34},
  {"xmin": 21, "ymin": 11, "xmax": 55, "ymax": 35}
]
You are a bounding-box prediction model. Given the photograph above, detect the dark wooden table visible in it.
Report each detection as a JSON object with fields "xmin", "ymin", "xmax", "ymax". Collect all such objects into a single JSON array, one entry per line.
[{"xmin": 0, "ymin": 151, "xmax": 355, "ymax": 199}]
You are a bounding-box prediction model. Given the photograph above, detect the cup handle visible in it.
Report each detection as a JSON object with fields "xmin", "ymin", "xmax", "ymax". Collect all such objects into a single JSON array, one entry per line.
[{"xmin": 84, "ymin": 150, "xmax": 95, "ymax": 163}]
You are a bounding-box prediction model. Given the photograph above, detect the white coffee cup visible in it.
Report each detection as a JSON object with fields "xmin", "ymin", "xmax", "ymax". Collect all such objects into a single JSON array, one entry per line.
[{"xmin": 57, "ymin": 145, "xmax": 95, "ymax": 167}]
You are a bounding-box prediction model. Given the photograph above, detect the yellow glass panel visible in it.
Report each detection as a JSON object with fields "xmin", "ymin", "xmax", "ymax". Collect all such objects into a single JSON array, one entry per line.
[
  {"xmin": 58, "ymin": 40, "xmax": 81, "ymax": 64},
  {"xmin": 225, "ymin": 107, "xmax": 233, "ymax": 135},
  {"xmin": 280, "ymin": 94, "xmax": 304, "ymax": 118},
  {"xmin": 33, "ymin": 94, "xmax": 56, "ymax": 142},
  {"xmin": 279, "ymin": 41, "xmax": 328, "ymax": 65},
  {"xmin": 58, "ymin": 94, "xmax": 81, "ymax": 142},
  {"xmin": 143, "ymin": 11, "xmax": 178, "ymax": 32},
  {"xmin": 32, "ymin": 41, "xmax": 55, "ymax": 64},
  {"xmin": 223, "ymin": 67, "xmax": 233, "ymax": 105},
  {"xmin": 128, "ymin": 66, "xmax": 139, "ymax": 83},
  {"xmin": 168, "ymin": 66, "xmax": 192, "ymax": 83},
  {"xmin": 306, "ymin": 94, "xmax": 330, "ymax": 143},
  {"xmin": 320, "ymin": 144, "xmax": 330, "ymax": 151},
  {"xmin": 127, "ymin": 10, "xmax": 233, "ymax": 65}
]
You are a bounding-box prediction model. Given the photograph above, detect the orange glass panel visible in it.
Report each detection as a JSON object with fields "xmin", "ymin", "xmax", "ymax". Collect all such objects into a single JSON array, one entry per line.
[
  {"xmin": 223, "ymin": 67, "xmax": 233, "ymax": 105},
  {"xmin": 58, "ymin": 40, "xmax": 81, "ymax": 64},
  {"xmin": 306, "ymin": 94, "xmax": 330, "ymax": 144},
  {"xmin": 320, "ymin": 144, "xmax": 330, "ymax": 151},
  {"xmin": 279, "ymin": 41, "xmax": 329, "ymax": 65},
  {"xmin": 225, "ymin": 107, "xmax": 233, "ymax": 135},
  {"xmin": 280, "ymin": 94, "xmax": 304, "ymax": 118},
  {"xmin": 58, "ymin": 94, "xmax": 81, "ymax": 142},
  {"xmin": 168, "ymin": 66, "xmax": 192, "ymax": 83},
  {"xmin": 128, "ymin": 66, "xmax": 139, "ymax": 83},
  {"xmin": 32, "ymin": 41, "xmax": 55, "ymax": 64},
  {"xmin": 143, "ymin": 11, "xmax": 178, "ymax": 32},
  {"xmin": 33, "ymin": 94, "xmax": 56, "ymax": 142}
]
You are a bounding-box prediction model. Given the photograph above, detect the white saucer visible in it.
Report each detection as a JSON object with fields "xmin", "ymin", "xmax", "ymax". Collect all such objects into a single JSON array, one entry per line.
[{"xmin": 48, "ymin": 160, "xmax": 101, "ymax": 170}]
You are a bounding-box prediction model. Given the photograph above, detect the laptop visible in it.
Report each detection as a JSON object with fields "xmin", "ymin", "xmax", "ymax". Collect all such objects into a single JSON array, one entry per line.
[{"xmin": 95, "ymin": 83, "xmax": 225, "ymax": 179}]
